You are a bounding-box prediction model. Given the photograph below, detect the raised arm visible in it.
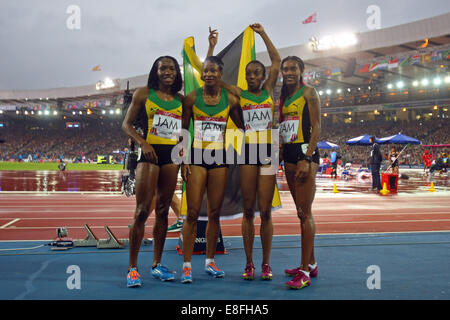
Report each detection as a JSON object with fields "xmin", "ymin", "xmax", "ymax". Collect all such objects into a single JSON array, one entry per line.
[
  {"xmin": 250, "ymin": 23, "xmax": 281, "ymax": 95},
  {"xmin": 207, "ymin": 26, "xmax": 242, "ymax": 97},
  {"xmin": 206, "ymin": 26, "xmax": 218, "ymax": 57}
]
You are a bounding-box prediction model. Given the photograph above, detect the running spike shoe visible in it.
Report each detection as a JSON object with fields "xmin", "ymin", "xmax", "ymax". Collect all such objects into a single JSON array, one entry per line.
[
  {"xmin": 205, "ymin": 262, "xmax": 225, "ymax": 278},
  {"xmin": 242, "ymin": 262, "xmax": 255, "ymax": 280}
]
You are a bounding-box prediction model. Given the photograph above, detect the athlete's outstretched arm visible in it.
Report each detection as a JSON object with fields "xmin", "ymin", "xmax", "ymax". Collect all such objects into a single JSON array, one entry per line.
[
  {"xmin": 206, "ymin": 26, "xmax": 218, "ymax": 57},
  {"xmin": 206, "ymin": 26, "xmax": 242, "ymax": 98},
  {"xmin": 251, "ymin": 23, "xmax": 281, "ymax": 96}
]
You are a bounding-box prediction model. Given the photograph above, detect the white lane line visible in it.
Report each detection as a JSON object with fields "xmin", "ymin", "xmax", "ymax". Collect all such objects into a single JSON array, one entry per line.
[
  {"xmin": 0, "ymin": 218, "xmax": 20, "ymax": 229},
  {"xmin": 5, "ymin": 219, "xmax": 450, "ymax": 230}
]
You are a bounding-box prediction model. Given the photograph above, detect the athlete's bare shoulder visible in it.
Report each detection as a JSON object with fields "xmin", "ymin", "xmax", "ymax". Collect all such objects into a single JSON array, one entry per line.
[{"xmin": 133, "ymin": 87, "xmax": 149, "ymax": 103}]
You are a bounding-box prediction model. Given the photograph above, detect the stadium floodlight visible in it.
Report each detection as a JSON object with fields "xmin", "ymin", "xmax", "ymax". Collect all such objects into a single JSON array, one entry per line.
[
  {"xmin": 396, "ymin": 81, "xmax": 404, "ymax": 89},
  {"xmin": 102, "ymin": 110, "xmax": 106, "ymax": 114},
  {"xmin": 16, "ymin": 110, "xmax": 20, "ymax": 114},
  {"xmin": 44, "ymin": 110, "xmax": 49, "ymax": 115},
  {"xmin": 336, "ymin": 88, "xmax": 342, "ymax": 94},
  {"xmin": 421, "ymin": 79, "xmax": 429, "ymax": 86},
  {"xmin": 412, "ymin": 80, "xmax": 419, "ymax": 87},
  {"xmin": 326, "ymin": 89, "xmax": 331, "ymax": 95},
  {"xmin": 115, "ymin": 108, "xmax": 121, "ymax": 114},
  {"xmin": 347, "ymin": 88, "xmax": 351, "ymax": 92},
  {"xmin": 53, "ymin": 111, "xmax": 58, "ymax": 115},
  {"xmin": 433, "ymin": 77, "xmax": 441, "ymax": 86},
  {"xmin": 38, "ymin": 111, "xmax": 43, "ymax": 115},
  {"xmin": 72, "ymin": 111, "xmax": 76, "ymax": 115},
  {"xmin": 96, "ymin": 77, "xmax": 116, "ymax": 90},
  {"xmin": 318, "ymin": 90, "xmax": 323, "ymax": 95},
  {"xmin": 444, "ymin": 76, "xmax": 450, "ymax": 84},
  {"xmin": 387, "ymin": 83, "xmax": 393, "ymax": 89},
  {"xmin": 109, "ymin": 110, "xmax": 114, "ymax": 115},
  {"xmin": 24, "ymin": 111, "xmax": 28, "ymax": 115},
  {"xmin": 310, "ymin": 32, "xmax": 358, "ymax": 51},
  {"xmin": 79, "ymin": 111, "xmax": 82, "ymax": 115}
]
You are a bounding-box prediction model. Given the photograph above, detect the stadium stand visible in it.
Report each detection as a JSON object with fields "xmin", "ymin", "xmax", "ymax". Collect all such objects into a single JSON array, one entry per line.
[{"xmin": 0, "ymin": 13, "xmax": 448, "ymax": 166}]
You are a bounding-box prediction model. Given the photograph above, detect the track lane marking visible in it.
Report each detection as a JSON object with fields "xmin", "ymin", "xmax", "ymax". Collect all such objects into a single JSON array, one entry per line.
[{"xmin": 0, "ymin": 218, "xmax": 20, "ymax": 229}]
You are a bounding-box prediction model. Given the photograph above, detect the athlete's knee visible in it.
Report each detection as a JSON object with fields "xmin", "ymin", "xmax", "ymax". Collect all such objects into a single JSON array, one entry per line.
[
  {"xmin": 296, "ymin": 206, "xmax": 311, "ymax": 223},
  {"xmin": 259, "ymin": 209, "xmax": 272, "ymax": 223},
  {"xmin": 243, "ymin": 206, "xmax": 255, "ymax": 220},
  {"xmin": 186, "ymin": 208, "xmax": 200, "ymax": 224},
  {"xmin": 207, "ymin": 208, "xmax": 221, "ymax": 224},
  {"xmin": 154, "ymin": 201, "xmax": 170, "ymax": 219},
  {"xmin": 134, "ymin": 204, "xmax": 150, "ymax": 224}
]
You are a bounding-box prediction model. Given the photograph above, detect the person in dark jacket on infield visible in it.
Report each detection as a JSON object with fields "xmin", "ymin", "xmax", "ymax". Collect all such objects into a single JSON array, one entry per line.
[{"xmin": 369, "ymin": 136, "xmax": 383, "ymax": 191}]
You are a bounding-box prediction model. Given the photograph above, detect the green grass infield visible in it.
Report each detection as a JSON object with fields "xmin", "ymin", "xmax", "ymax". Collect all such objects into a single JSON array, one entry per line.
[{"xmin": 0, "ymin": 162, "xmax": 124, "ymax": 171}]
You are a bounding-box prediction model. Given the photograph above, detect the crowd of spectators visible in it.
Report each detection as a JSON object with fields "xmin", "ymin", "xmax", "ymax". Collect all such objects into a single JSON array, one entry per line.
[
  {"xmin": 0, "ymin": 117, "xmax": 448, "ymax": 166},
  {"xmin": 0, "ymin": 119, "xmax": 128, "ymax": 163},
  {"xmin": 320, "ymin": 117, "xmax": 449, "ymax": 167}
]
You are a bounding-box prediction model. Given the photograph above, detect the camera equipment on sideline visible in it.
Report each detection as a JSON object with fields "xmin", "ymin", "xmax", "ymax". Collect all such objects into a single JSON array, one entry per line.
[{"xmin": 120, "ymin": 81, "xmax": 142, "ymax": 197}]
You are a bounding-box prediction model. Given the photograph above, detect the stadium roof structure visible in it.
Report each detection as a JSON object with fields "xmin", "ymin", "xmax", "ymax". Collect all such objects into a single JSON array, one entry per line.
[
  {"xmin": 0, "ymin": 12, "xmax": 449, "ymax": 120},
  {"xmin": 257, "ymin": 12, "xmax": 450, "ymax": 90}
]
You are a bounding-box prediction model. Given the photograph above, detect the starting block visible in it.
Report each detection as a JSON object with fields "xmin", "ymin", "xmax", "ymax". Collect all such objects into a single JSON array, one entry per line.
[
  {"xmin": 73, "ymin": 224, "xmax": 98, "ymax": 247},
  {"xmin": 97, "ymin": 226, "xmax": 125, "ymax": 249},
  {"xmin": 52, "ymin": 225, "xmax": 153, "ymax": 250}
]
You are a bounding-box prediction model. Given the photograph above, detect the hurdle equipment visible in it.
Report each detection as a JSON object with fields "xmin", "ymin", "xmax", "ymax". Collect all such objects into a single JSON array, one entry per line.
[
  {"xmin": 97, "ymin": 226, "xmax": 125, "ymax": 249},
  {"xmin": 73, "ymin": 224, "xmax": 98, "ymax": 247}
]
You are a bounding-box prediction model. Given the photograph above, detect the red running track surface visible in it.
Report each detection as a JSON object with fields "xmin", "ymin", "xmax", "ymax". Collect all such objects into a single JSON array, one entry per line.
[
  {"xmin": 0, "ymin": 191, "xmax": 449, "ymax": 241},
  {"xmin": 0, "ymin": 169, "xmax": 449, "ymax": 241}
]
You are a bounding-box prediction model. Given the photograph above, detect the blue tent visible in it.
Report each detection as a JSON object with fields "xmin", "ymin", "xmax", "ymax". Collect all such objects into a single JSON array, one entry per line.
[
  {"xmin": 317, "ymin": 141, "xmax": 339, "ymax": 149},
  {"xmin": 345, "ymin": 134, "xmax": 380, "ymax": 146},
  {"xmin": 378, "ymin": 134, "xmax": 421, "ymax": 145}
]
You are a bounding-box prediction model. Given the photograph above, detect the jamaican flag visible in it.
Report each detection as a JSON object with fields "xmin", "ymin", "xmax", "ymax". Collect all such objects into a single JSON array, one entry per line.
[{"xmin": 181, "ymin": 26, "xmax": 281, "ymax": 220}]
